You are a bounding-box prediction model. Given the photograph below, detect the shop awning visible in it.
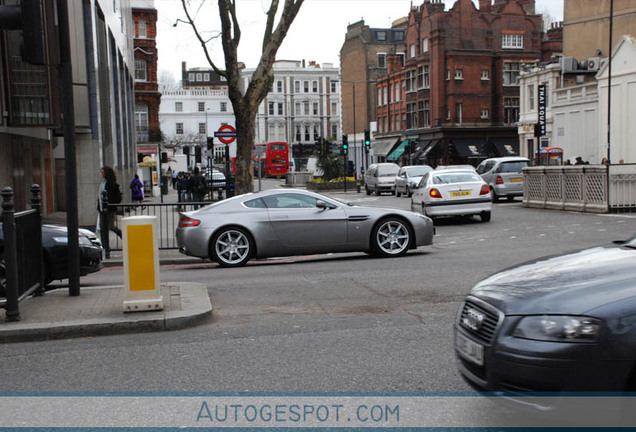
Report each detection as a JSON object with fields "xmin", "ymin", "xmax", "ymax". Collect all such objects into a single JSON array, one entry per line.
[
  {"xmin": 418, "ymin": 139, "xmax": 440, "ymax": 160},
  {"xmin": 452, "ymin": 139, "xmax": 487, "ymax": 158},
  {"xmin": 411, "ymin": 140, "xmax": 431, "ymax": 160},
  {"xmin": 387, "ymin": 139, "xmax": 416, "ymax": 161},
  {"xmin": 372, "ymin": 137, "xmax": 401, "ymax": 157},
  {"xmin": 491, "ymin": 139, "xmax": 519, "ymax": 157}
]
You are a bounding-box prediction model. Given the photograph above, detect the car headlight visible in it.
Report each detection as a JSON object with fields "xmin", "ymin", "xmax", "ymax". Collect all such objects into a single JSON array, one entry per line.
[
  {"xmin": 78, "ymin": 236, "xmax": 93, "ymax": 246},
  {"xmin": 52, "ymin": 236, "xmax": 68, "ymax": 245},
  {"xmin": 513, "ymin": 315, "xmax": 602, "ymax": 343}
]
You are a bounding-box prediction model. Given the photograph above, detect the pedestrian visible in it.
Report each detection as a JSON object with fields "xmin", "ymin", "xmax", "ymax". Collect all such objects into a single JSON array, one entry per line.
[
  {"xmin": 171, "ymin": 169, "xmax": 178, "ymax": 189},
  {"xmin": 185, "ymin": 172, "xmax": 193, "ymax": 202},
  {"xmin": 190, "ymin": 167, "xmax": 207, "ymax": 208},
  {"xmin": 177, "ymin": 172, "xmax": 189, "ymax": 203},
  {"xmin": 574, "ymin": 156, "xmax": 584, "ymax": 165},
  {"xmin": 129, "ymin": 174, "xmax": 144, "ymax": 204},
  {"xmin": 98, "ymin": 166, "xmax": 122, "ymax": 238},
  {"xmin": 564, "ymin": 159, "xmax": 572, "ymax": 166},
  {"xmin": 601, "ymin": 158, "xmax": 609, "ymax": 165}
]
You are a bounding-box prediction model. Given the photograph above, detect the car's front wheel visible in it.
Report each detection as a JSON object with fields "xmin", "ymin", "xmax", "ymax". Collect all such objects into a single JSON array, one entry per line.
[
  {"xmin": 396, "ymin": 189, "xmax": 402, "ymax": 198},
  {"xmin": 406, "ymin": 187, "xmax": 412, "ymax": 198},
  {"xmin": 210, "ymin": 227, "xmax": 254, "ymax": 267},
  {"xmin": 370, "ymin": 218, "xmax": 411, "ymax": 257},
  {"xmin": 480, "ymin": 211, "xmax": 491, "ymax": 222}
]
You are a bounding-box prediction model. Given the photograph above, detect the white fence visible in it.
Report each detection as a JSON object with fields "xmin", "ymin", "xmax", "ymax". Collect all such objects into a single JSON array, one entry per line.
[{"xmin": 523, "ymin": 164, "xmax": 636, "ymax": 213}]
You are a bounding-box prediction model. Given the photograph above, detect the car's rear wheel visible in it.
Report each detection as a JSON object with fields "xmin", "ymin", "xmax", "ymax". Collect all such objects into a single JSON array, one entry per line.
[
  {"xmin": 370, "ymin": 218, "xmax": 411, "ymax": 257},
  {"xmin": 210, "ymin": 227, "xmax": 254, "ymax": 267},
  {"xmin": 491, "ymin": 187, "xmax": 500, "ymax": 202},
  {"xmin": 365, "ymin": 186, "xmax": 371, "ymax": 196},
  {"xmin": 480, "ymin": 211, "xmax": 491, "ymax": 222}
]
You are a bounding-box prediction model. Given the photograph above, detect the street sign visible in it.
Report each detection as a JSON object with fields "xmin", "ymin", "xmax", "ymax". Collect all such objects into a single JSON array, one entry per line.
[{"xmin": 214, "ymin": 125, "xmax": 236, "ymax": 144}]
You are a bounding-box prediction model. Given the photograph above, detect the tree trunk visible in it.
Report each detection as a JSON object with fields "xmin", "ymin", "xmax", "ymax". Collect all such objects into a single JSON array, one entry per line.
[{"xmin": 234, "ymin": 102, "xmax": 255, "ymax": 193}]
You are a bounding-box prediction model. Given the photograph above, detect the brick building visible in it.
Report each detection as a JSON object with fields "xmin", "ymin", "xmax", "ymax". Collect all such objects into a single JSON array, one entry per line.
[
  {"xmin": 373, "ymin": 0, "xmax": 562, "ymax": 168},
  {"xmin": 133, "ymin": 1, "xmax": 162, "ymax": 158},
  {"xmin": 340, "ymin": 18, "xmax": 407, "ymax": 174}
]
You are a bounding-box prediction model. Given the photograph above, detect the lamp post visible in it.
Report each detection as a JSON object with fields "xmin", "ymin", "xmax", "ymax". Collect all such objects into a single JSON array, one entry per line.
[{"xmin": 343, "ymin": 80, "xmax": 376, "ymax": 181}]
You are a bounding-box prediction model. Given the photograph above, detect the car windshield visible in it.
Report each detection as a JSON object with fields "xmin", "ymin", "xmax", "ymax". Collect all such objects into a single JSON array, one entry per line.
[
  {"xmin": 406, "ymin": 166, "xmax": 431, "ymax": 177},
  {"xmin": 500, "ymin": 161, "xmax": 529, "ymax": 173},
  {"xmin": 432, "ymin": 172, "xmax": 481, "ymax": 184},
  {"xmin": 377, "ymin": 166, "xmax": 399, "ymax": 176}
]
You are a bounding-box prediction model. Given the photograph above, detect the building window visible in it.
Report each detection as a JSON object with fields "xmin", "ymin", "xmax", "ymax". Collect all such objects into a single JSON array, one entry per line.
[
  {"xmin": 175, "ymin": 102, "xmax": 183, "ymax": 112},
  {"xmin": 394, "ymin": 31, "xmax": 404, "ymax": 42},
  {"xmin": 277, "ymin": 81, "xmax": 283, "ymax": 93},
  {"xmin": 304, "ymin": 102, "xmax": 310, "ymax": 115},
  {"xmin": 418, "ymin": 65, "xmax": 430, "ymax": 89},
  {"xmin": 396, "ymin": 53, "xmax": 405, "ymax": 66},
  {"xmin": 382, "ymin": 87, "xmax": 387, "ymax": 106},
  {"xmin": 331, "ymin": 123, "xmax": 338, "ymax": 138},
  {"xmin": 278, "ymin": 103, "xmax": 284, "ymax": 115},
  {"xmin": 220, "ymin": 102, "xmax": 227, "ymax": 112},
  {"xmin": 454, "ymin": 69, "xmax": 463, "ymax": 80},
  {"xmin": 527, "ymin": 84, "xmax": 535, "ymax": 110},
  {"xmin": 406, "ymin": 103, "xmax": 416, "ymax": 129},
  {"xmin": 295, "ymin": 125, "xmax": 301, "ymax": 142},
  {"xmin": 312, "ymin": 81, "xmax": 318, "ymax": 93},
  {"xmin": 331, "ymin": 81, "xmax": 338, "ymax": 93},
  {"xmin": 446, "ymin": 109, "xmax": 451, "ymax": 120},
  {"xmin": 198, "ymin": 123, "xmax": 206, "ymax": 134},
  {"xmin": 137, "ymin": 19, "xmax": 146, "ymax": 38},
  {"xmin": 203, "ymin": 73, "xmax": 210, "ymax": 81},
  {"xmin": 268, "ymin": 102, "xmax": 275, "ymax": 115},
  {"xmin": 295, "ymin": 102, "xmax": 301, "ymax": 115},
  {"xmin": 481, "ymin": 108, "xmax": 489, "ymax": 119},
  {"xmin": 304, "ymin": 126, "xmax": 311, "ymax": 141},
  {"xmin": 176, "ymin": 123, "xmax": 184, "ymax": 135},
  {"xmin": 410, "ymin": 44, "xmax": 416, "ymax": 58},
  {"xmin": 376, "ymin": 31, "xmax": 386, "ymax": 41},
  {"xmin": 481, "ymin": 69, "xmax": 490, "ymax": 80},
  {"xmin": 422, "ymin": 37, "xmax": 429, "ymax": 53},
  {"xmin": 504, "ymin": 97, "xmax": 520, "ymax": 124},
  {"xmin": 502, "ymin": 33, "xmax": 523, "ymax": 49},
  {"xmin": 135, "ymin": 104, "xmax": 148, "ymax": 141},
  {"xmin": 196, "ymin": 73, "xmax": 203, "ymax": 82},
  {"xmin": 394, "ymin": 82, "xmax": 400, "ymax": 102},
  {"xmin": 455, "ymin": 103, "xmax": 463, "ymax": 124},
  {"xmin": 405, "ymin": 69, "xmax": 416, "ymax": 92},
  {"xmin": 134, "ymin": 59, "xmax": 147, "ymax": 81},
  {"xmin": 304, "ymin": 81, "xmax": 309, "ymax": 93},
  {"xmin": 377, "ymin": 53, "xmax": 386, "ymax": 68},
  {"xmin": 198, "ymin": 102, "xmax": 205, "ymax": 112},
  {"xmin": 331, "ymin": 102, "xmax": 337, "ymax": 115},
  {"xmin": 312, "ymin": 102, "xmax": 318, "ymax": 115},
  {"xmin": 188, "ymin": 73, "xmax": 195, "ymax": 82},
  {"xmin": 418, "ymin": 100, "xmax": 430, "ymax": 128},
  {"xmin": 294, "ymin": 81, "xmax": 300, "ymax": 93},
  {"xmin": 503, "ymin": 62, "xmax": 520, "ymax": 86},
  {"xmin": 446, "ymin": 69, "xmax": 450, "ymax": 81}
]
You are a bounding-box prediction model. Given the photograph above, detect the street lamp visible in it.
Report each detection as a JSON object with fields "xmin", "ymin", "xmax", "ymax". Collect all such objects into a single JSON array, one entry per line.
[{"xmin": 342, "ymin": 79, "xmax": 376, "ymax": 181}]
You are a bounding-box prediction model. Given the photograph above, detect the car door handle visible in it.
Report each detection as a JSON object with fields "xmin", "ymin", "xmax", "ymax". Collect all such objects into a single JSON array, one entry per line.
[{"xmin": 272, "ymin": 215, "xmax": 289, "ymax": 219}]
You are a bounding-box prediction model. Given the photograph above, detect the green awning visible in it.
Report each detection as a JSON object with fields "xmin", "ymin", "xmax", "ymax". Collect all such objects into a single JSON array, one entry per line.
[{"xmin": 386, "ymin": 139, "xmax": 414, "ymax": 161}]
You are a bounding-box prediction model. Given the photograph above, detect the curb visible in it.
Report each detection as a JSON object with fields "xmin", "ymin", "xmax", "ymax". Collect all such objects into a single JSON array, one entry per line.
[{"xmin": 0, "ymin": 283, "xmax": 213, "ymax": 343}]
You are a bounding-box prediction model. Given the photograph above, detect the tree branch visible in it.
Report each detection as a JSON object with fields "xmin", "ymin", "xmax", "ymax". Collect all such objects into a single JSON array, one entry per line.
[{"xmin": 179, "ymin": 0, "xmax": 226, "ymax": 78}]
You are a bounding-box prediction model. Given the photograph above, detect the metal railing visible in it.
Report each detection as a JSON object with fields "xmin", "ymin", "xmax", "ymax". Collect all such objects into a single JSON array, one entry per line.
[{"xmin": 523, "ymin": 164, "xmax": 636, "ymax": 213}]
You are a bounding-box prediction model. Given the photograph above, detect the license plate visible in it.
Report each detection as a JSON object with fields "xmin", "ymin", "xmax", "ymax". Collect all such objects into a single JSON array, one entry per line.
[
  {"xmin": 510, "ymin": 177, "xmax": 523, "ymax": 183},
  {"xmin": 450, "ymin": 191, "xmax": 472, "ymax": 198},
  {"xmin": 455, "ymin": 332, "xmax": 484, "ymax": 366}
]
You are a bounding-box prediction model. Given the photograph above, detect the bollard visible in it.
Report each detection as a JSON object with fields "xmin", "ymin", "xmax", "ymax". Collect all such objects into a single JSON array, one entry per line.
[
  {"xmin": 122, "ymin": 216, "xmax": 163, "ymax": 312},
  {"xmin": 30, "ymin": 185, "xmax": 45, "ymax": 296},
  {"xmin": 2, "ymin": 187, "xmax": 20, "ymax": 322}
]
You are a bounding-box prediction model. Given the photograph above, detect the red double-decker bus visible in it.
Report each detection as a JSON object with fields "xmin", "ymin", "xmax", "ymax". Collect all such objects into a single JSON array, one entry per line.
[{"xmin": 231, "ymin": 142, "xmax": 290, "ymax": 177}]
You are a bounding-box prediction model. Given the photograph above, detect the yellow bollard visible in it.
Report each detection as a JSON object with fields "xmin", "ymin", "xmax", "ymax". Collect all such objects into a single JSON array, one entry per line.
[{"xmin": 122, "ymin": 216, "xmax": 163, "ymax": 312}]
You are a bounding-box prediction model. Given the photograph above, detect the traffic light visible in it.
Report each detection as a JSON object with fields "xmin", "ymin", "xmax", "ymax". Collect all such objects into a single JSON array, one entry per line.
[
  {"xmin": 195, "ymin": 145, "xmax": 202, "ymax": 164},
  {"xmin": 342, "ymin": 134, "xmax": 349, "ymax": 156},
  {"xmin": 0, "ymin": 0, "xmax": 45, "ymax": 65},
  {"xmin": 207, "ymin": 136, "xmax": 214, "ymax": 150},
  {"xmin": 364, "ymin": 129, "xmax": 371, "ymax": 153}
]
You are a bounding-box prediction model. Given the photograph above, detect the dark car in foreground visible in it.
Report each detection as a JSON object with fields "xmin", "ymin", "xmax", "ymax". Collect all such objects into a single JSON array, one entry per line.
[
  {"xmin": 0, "ymin": 224, "xmax": 103, "ymax": 295},
  {"xmin": 176, "ymin": 189, "xmax": 434, "ymax": 267},
  {"xmin": 455, "ymin": 236, "xmax": 636, "ymax": 412}
]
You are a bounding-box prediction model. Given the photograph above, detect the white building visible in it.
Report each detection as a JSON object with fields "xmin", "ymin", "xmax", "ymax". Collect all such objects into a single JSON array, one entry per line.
[
  {"xmin": 242, "ymin": 60, "xmax": 341, "ymax": 168},
  {"xmin": 159, "ymin": 89, "xmax": 236, "ymax": 170}
]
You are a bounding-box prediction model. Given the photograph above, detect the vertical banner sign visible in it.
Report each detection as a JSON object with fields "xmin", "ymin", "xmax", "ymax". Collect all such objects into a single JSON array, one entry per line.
[{"xmin": 537, "ymin": 84, "xmax": 547, "ymax": 138}]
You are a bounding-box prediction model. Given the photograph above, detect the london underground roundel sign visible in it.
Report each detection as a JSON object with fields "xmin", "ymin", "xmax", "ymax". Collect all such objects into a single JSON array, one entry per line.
[{"xmin": 214, "ymin": 125, "xmax": 237, "ymax": 144}]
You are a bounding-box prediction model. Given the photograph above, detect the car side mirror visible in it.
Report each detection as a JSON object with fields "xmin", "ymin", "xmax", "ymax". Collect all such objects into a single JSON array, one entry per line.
[{"xmin": 316, "ymin": 200, "xmax": 330, "ymax": 210}]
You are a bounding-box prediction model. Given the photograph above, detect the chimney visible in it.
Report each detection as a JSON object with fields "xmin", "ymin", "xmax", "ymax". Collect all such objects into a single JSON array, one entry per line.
[{"xmin": 479, "ymin": 0, "xmax": 491, "ymax": 13}]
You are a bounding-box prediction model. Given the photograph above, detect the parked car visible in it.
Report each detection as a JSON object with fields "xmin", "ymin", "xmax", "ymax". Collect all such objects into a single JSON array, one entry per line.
[
  {"xmin": 207, "ymin": 171, "xmax": 226, "ymax": 190},
  {"xmin": 476, "ymin": 157, "xmax": 530, "ymax": 202},
  {"xmin": 395, "ymin": 165, "xmax": 433, "ymax": 198},
  {"xmin": 411, "ymin": 168, "xmax": 492, "ymax": 222},
  {"xmin": 0, "ymin": 224, "xmax": 103, "ymax": 296},
  {"xmin": 454, "ymin": 234, "xmax": 636, "ymax": 415},
  {"xmin": 364, "ymin": 163, "xmax": 400, "ymax": 196},
  {"xmin": 176, "ymin": 189, "xmax": 434, "ymax": 267}
]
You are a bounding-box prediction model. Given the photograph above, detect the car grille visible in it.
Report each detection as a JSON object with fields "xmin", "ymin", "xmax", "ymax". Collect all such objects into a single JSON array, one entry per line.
[{"xmin": 458, "ymin": 299, "xmax": 501, "ymax": 345}]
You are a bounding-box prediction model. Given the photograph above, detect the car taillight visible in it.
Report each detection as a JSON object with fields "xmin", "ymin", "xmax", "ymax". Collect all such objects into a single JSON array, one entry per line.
[
  {"xmin": 179, "ymin": 217, "xmax": 200, "ymax": 228},
  {"xmin": 480, "ymin": 185, "xmax": 491, "ymax": 195},
  {"xmin": 429, "ymin": 188, "xmax": 442, "ymax": 199},
  {"xmin": 496, "ymin": 176, "xmax": 503, "ymax": 185}
]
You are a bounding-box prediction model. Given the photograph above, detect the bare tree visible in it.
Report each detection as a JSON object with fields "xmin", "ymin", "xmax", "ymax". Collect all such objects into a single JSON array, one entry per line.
[
  {"xmin": 158, "ymin": 69, "xmax": 181, "ymax": 92},
  {"xmin": 181, "ymin": 0, "xmax": 305, "ymax": 193},
  {"xmin": 540, "ymin": 8, "xmax": 556, "ymax": 33}
]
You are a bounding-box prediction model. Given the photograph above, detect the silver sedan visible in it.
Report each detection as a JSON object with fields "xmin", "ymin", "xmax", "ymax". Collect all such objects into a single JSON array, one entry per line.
[{"xmin": 176, "ymin": 189, "xmax": 435, "ymax": 267}]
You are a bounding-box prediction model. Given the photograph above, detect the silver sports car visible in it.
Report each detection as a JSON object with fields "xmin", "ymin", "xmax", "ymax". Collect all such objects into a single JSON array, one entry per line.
[{"xmin": 176, "ymin": 189, "xmax": 435, "ymax": 267}]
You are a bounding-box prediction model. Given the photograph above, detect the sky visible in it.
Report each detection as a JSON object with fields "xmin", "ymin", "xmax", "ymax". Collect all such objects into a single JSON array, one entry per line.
[{"xmin": 154, "ymin": 0, "xmax": 564, "ymax": 80}]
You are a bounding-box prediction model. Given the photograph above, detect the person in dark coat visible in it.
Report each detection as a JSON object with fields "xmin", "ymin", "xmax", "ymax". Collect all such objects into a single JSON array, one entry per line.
[
  {"xmin": 98, "ymin": 166, "xmax": 122, "ymax": 238},
  {"xmin": 190, "ymin": 167, "xmax": 207, "ymax": 209}
]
